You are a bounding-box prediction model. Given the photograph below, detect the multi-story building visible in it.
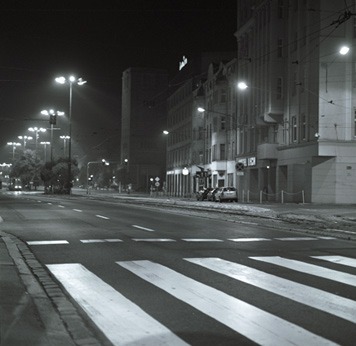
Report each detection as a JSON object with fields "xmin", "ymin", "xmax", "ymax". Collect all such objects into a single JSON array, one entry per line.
[
  {"xmin": 165, "ymin": 0, "xmax": 356, "ymax": 204},
  {"xmin": 120, "ymin": 67, "xmax": 168, "ymax": 192},
  {"xmin": 235, "ymin": 0, "xmax": 356, "ymax": 203},
  {"xmin": 166, "ymin": 52, "xmax": 235, "ymax": 196}
]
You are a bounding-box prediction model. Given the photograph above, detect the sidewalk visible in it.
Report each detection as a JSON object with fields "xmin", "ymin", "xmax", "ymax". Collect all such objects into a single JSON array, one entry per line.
[
  {"xmin": 1, "ymin": 189, "xmax": 355, "ymax": 345},
  {"xmin": 0, "ymin": 230, "xmax": 102, "ymax": 346}
]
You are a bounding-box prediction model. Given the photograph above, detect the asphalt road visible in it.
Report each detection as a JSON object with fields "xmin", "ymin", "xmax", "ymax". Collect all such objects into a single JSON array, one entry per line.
[{"xmin": 1, "ymin": 191, "xmax": 356, "ymax": 345}]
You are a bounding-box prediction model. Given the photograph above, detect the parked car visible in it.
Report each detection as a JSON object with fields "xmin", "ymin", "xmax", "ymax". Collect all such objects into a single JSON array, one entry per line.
[
  {"xmin": 196, "ymin": 187, "xmax": 213, "ymax": 201},
  {"xmin": 215, "ymin": 187, "xmax": 238, "ymax": 202},
  {"xmin": 207, "ymin": 187, "xmax": 221, "ymax": 202}
]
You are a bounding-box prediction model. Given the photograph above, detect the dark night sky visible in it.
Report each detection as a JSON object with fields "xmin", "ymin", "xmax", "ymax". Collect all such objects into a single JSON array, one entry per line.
[{"xmin": 0, "ymin": 1, "xmax": 237, "ymax": 164}]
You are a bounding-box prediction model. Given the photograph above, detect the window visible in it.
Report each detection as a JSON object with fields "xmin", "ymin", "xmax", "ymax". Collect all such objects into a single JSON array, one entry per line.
[
  {"xmin": 198, "ymin": 127, "xmax": 203, "ymax": 140},
  {"xmin": 220, "ymin": 144, "xmax": 226, "ymax": 160},
  {"xmin": 276, "ymin": 77, "xmax": 283, "ymax": 99},
  {"xmin": 213, "ymin": 117, "xmax": 218, "ymax": 132},
  {"xmin": 301, "ymin": 114, "xmax": 306, "ymax": 140},
  {"xmin": 292, "ymin": 116, "xmax": 297, "ymax": 142},
  {"xmin": 221, "ymin": 116, "xmax": 226, "ymax": 130},
  {"xmin": 212, "ymin": 144, "xmax": 216, "ymax": 161}
]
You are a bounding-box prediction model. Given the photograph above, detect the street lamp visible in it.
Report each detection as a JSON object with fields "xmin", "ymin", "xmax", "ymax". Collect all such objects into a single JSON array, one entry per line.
[
  {"xmin": 41, "ymin": 109, "xmax": 64, "ymax": 164},
  {"xmin": 28, "ymin": 127, "xmax": 46, "ymax": 153},
  {"xmin": 60, "ymin": 135, "xmax": 70, "ymax": 156},
  {"xmin": 40, "ymin": 142, "xmax": 50, "ymax": 162},
  {"xmin": 55, "ymin": 75, "xmax": 87, "ymax": 194},
  {"xmin": 18, "ymin": 136, "xmax": 33, "ymax": 149},
  {"xmin": 7, "ymin": 142, "xmax": 21, "ymax": 160}
]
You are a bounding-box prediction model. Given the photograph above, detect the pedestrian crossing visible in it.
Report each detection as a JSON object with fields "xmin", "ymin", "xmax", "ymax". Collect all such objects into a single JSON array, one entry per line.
[
  {"xmin": 27, "ymin": 235, "xmax": 336, "ymax": 246},
  {"xmin": 46, "ymin": 254, "xmax": 356, "ymax": 345}
]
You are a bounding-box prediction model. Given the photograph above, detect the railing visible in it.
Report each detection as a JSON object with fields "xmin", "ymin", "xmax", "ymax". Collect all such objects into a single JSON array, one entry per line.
[{"xmin": 242, "ymin": 189, "xmax": 305, "ymax": 204}]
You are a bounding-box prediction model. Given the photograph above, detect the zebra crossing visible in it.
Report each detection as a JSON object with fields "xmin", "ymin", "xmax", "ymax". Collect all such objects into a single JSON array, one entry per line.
[{"xmin": 46, "ymin": 254, "xmax": 356, "ymax": 345}]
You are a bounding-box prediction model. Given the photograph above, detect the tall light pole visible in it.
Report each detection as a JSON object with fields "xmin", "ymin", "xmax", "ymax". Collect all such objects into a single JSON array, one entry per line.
[
  {"xmin": 18, "ymin": 135, "xmax": 33, "ymax": 149},
  {"xmin": 60, "ymin": 135, "xmax": 70, "ymax": 156},
  {"xmin": 41, "ymin": 109, "xmax": 64, "ymax": 164},
  {"xmin": 55, "ymin": 75, "xmax": 86, "ymax": 194},
  {"xmin": 40, "ymin": 142, "xmax": 50, "ymax": 162},
  {"xmin": 28, "ymin": 127, "xmax": 46, "ymax": 154},
  {"xmin": 7, "ymin": 142, "xmax": 21, "ymax": 161}
]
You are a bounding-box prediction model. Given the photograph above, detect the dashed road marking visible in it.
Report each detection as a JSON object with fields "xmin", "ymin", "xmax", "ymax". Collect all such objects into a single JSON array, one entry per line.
[
  {"xmin": 96, "ymin": 215, "xmax": 110, "ymax": 220},
  {"xmin": 132, "ymin": 225, "xmax": 155, "ymax": 232},
  {"xmin": 27, "ymin": 240, "xmax": 69, "ymax": 245}
]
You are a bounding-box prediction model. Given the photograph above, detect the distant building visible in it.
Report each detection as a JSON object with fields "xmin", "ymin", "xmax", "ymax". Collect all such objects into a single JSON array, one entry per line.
[
  {"xmin": 119, "ymin": 67, "xmax": 168, "ymax": 192},
  {"xmin": 166, "ymin": 52, "xmax": 235, "ymax": 196}
]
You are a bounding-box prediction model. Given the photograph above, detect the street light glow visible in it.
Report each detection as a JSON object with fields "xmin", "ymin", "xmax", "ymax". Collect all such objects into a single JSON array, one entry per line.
[
  {"xmin": 237, "ymin": 81, "xmax": 248, "ymax": 90},
  {"xmin": 55, "ymin": 76, "xmax": 66, "ymax": 84},
  {"xmin": 163, "ymin": 130, "xmax": 169, "ymax": 135},
  {"xmin": 339, "ymin": 46, "xmax": 350, "ymax": 55},
  {"xmin": 197, "ymin": 107, "xmax": 205, "ymax": 113}
]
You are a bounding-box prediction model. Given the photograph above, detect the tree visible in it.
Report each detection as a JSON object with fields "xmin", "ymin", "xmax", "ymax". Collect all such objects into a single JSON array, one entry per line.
[
  {"xmin": 11, "ymin": 150, "xmax": 42, "ymax": 190},
  {"xmin": 41, "ymin": 158, "xmax": 79, "ymax": 193}
]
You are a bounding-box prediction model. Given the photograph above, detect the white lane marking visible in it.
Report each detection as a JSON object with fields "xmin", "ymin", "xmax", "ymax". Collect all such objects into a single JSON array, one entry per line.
[
  {"xmin": 58, "ymin": 205, "xmax": 65, "ymax": 208},
  {"xmin": 96, "ymin": 215, "xmax": 110, "ymax": 220},
  {"xmin": 182, "ymin": 239, "xmax": 223, "ymax": 242},
  {"xmin": 132, "ymin": 225, "xmax": 155, "ymax": 232},
  {"xmin": 73, "ymin": 209, "xmax": 82, "ymax": 212},
  {"xmin": 117, "ymin": 260, "xmax": 335, "ymax": 346},
  {"xmin": 229, "ymin": 238, "xmax": 271, "ymax": 242},
  {"xmin": 275, "ymin": 237, "xmax": 317, "ymax": 241},
  {"xmin": 47, "ymin": 263, "xmax": 187, "ymax": 346},
  {"xmin": 133, "ymin": 238, "xmax": 175, "ymax": 242},
  {"xmin": 27, "ymin": 240, "xmax": 69, "ymax": 245},
  {"xmin": 251, "ymin": 256, "xmax": 356, "ymax": 287},
  {"xmin": 47, "ymin": 202, "xmax": 52, "ymax": 205},
  {"xmin": 80, "ymin": 239, "xmax": 122, "ymax": 243},
  {"xmin": 318, "ymin": 236, "xmax": 336, "ymax": 240},
  {"xmin": 311, "ymin": 255, "xmax": 356, "ymax": 268},
  {"xmin": 187, "ymin": 257, "xmax": 356, "ymax": 325}
]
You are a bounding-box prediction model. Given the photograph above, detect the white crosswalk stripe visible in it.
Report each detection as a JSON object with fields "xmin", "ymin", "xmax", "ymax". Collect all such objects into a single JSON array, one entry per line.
[
  {"xmin": 46, "ymin": 255, "xmax": 356, "ymax": 345},
  {"xmin": 311, "ymin": 255, "xmax": 356, "ymax": 268},
  {"xmin": 251, "ymin": 256, "xmax": 356, "ymax": 287},
  {"xmin": 186, "ymin": 257, "xmax": 356, "ymax": 324},
  {"xmin": 117, "ymin": 260, "xmax": 337, "ymax": 346},
  {"xmin": 47, "ymin": 263, "xmax": 187, "ymax": 346}
]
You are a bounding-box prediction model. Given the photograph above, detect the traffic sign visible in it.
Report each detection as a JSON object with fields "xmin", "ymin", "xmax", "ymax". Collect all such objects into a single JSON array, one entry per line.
[{"xmin": 235, "ymin": 162, "xmax": 244, "ymax": 171}]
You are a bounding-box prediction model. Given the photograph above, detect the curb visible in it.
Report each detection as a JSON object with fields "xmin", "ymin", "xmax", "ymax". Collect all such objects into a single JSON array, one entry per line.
[{"xmin": 1, "ymin": 231, "xmax": 106, "ymax": 346}]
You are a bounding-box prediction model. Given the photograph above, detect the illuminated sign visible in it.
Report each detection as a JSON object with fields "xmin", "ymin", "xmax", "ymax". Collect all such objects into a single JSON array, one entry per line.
[{"xmin": 179, "ymin": 56, "xmax": 188, "ymax": 70}]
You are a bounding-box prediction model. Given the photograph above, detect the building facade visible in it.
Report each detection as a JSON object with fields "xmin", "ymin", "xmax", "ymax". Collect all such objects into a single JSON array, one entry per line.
[
  {"xmin": 165, "ymin": 52, "xmax": 235, "ymax": 196},
  {"xmin": 235, "ymin": 0, "xmax": 356, "ymax": 203},
  {"xmin": 120, "ymin": 67, "xmax": 168, "ymax": 192},
  {"xmin": 165, "ymin": 0, "xmax": 356, "ymax": 204}
]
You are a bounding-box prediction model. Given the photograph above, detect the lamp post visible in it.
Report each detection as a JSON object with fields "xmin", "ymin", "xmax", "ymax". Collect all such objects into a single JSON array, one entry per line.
[
  {"xmin": 18, "ymin": 136, "xmax": 33, "ymax": 149},
  {"xmin": 40, "ymin": 142, "xmax": 50, "ymax": 162},
  {"xmin": 7, "ymin": 142, "xmax": 21, "ymax": 160},
  {"xmin": 60, "ymin": 135, "xmax": 70, "ymax": 156},
  {"xmin": 41, "ymin": 109, "xmax": 65, "ymax": 164},
  {"xmin": 55, "ymin": 75, "xmax": 86, "ymax": 194},
  {"xmin": 28, "ymin": 127, "xmax": 46, "ymax": 154}
]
